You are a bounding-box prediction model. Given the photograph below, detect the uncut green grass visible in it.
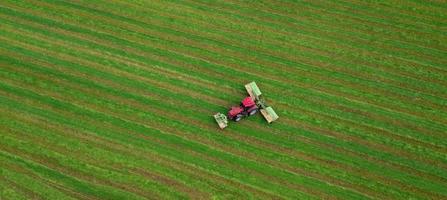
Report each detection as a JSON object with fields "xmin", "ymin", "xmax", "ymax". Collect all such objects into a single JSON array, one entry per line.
[{"xmin": 1, "ymin": 0, "xmax": 446, "ymax": 199}]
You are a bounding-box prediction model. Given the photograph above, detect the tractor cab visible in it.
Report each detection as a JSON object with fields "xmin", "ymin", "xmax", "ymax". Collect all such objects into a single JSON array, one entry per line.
[{"xmin": 227, "ymin": 96, "xmax": 258, "ymax": 122}]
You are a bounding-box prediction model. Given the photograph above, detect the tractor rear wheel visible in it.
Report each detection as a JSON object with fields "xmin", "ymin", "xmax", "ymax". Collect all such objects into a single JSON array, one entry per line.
[
  {"xmin": 234, "ymin": 114, "xmax": 243, "ymax": 122},
  {"xmin": 248, "ymin": 108, "xmax": 258, "ymax": 116}
]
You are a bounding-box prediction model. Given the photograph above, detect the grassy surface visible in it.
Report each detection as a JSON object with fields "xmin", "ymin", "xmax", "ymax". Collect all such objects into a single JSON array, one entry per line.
[{"xmin": 0, "ymin": 0, "xmax": 446, "ymax": 199}]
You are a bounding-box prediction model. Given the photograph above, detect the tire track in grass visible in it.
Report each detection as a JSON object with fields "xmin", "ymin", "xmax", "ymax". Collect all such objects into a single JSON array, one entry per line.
[
  {"xmin": 1, "ymin": 33, "xmax": 446, "ymax": 198},
  {"xmin": 130, "ymin": 168, "xmax": 209, "ymax": 199},
  {"xmin": 270, "ymin": 82, "xmax": 442, "ymax": 150},
  {"xmin": 245, "ymin": 92, "xmax": 447, "ymax": 183},
  {"xmin": 231, "ymin": 114, "xmax": 447, "ymax": 197}
]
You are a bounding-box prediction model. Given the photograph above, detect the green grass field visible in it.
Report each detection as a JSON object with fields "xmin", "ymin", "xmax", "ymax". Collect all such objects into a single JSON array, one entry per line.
[{"xmin": 1, "ymin": 0, "xmax": 446, "ymax": 199}]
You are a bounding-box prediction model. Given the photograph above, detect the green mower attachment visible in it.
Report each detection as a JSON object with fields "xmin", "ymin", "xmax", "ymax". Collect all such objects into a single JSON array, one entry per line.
[
  {"xmin": 244, "ymin": 81, "xmax": 279, "ymax": 123},
  {"xmin": 213, "ymin": 112, "xmax": 228, "ymax": 129}
]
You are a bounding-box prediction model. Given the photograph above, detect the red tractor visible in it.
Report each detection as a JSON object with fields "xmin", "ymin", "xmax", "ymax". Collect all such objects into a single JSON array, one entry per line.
[
  {"xmin": 227, "ymin": 96, "xmax": 258, "ymax": 122},
  {"xmin": 214, "ymin": 82, "xmax": 278, "ymax": 129}
]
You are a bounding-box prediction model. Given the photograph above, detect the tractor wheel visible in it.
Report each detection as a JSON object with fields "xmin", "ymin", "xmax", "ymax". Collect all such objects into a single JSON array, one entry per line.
[
  {"xmin": 248, "ymin": 108, "xmax": 258, "ymax": 116},
  {"xmin": 234, "ymin": 114, "xmax": 243, "ymax": 122}
]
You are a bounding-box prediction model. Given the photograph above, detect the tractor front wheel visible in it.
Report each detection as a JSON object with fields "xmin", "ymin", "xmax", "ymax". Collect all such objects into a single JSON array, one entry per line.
[{"xmin": 248, "ymin": 108, "xmax": 258, "ymax": 116}]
